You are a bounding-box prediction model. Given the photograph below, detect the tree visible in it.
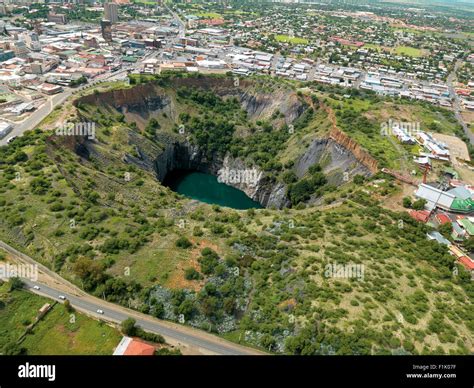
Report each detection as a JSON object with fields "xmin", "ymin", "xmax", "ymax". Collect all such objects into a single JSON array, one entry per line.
[
  {"xmin": 184, "ymin": 267, "xmax": 201, "ymax": 281},
  {"xmin": 462, "ymin": 236, "xmax": 474, "ymax": 253},
  {"xmin": 412, "ymin": 199, "xmax": 427, "ymax": 210},
  {"xmin": 439, "ymin": 222, "xmax": 453, "ymax": 239},
  {"xmin": 198, "ymin": 249, "xmax": 220, "ymax": 275},
  {"xmin": 30, "ymin": 177, "xmax": 50, "ymax": 195},
  {"xmin": 402, "ymin": 197, "xmax": 413, "ymax": 208},
  {"xmin": 64, "ymin": 299, "xmax": 74, "ymax": 313},
  {"xmin": 353, "ymin": 175, "xmax": 365, "ymax": 185},
  {"xmin": 175, "ymin": 237, "xmax": 192, "ymax": 249},
  {"xmin": 176, "ymin": 299, "xmax": 195, "ymax": 320},
  {"xmin": 121, "ymin": 318, "xmax": 137, "ymax": 336},
  {"xmin": 8, "ymin": 277, "xmax": 23, "ymax": 291}
]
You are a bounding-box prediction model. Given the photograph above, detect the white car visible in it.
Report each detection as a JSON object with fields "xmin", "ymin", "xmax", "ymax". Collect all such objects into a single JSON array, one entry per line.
[
  {"xmin": 6, "ymin": 136, "xmax": 17, "ymax": 144},
  {"xmin": 33, "ymin": 285, "xmax": 40, "ymax": 290},
  {"xmin": 96, "ymin": 309, "xmax": 104, "ymax": 315},
  {"xmin": 58, "ymin": 295, "xmax": 66, "ymax": 300}
]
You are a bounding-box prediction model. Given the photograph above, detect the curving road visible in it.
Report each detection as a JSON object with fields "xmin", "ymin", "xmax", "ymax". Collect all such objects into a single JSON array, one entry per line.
[
  {"xmin": 0, "ymin": 240, "xmax": 263, "ymax": 356},
  {"xmin": 21, "ymin": 279, "xmax": 258, "ymax": 355}
]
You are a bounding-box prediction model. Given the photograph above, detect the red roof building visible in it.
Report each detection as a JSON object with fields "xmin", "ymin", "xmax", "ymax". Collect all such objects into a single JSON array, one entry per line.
[
  {"xmin": 458, "ymin": 256, "xmax": 474, "ymax": 271},
  {"xmin": 409, "ymin": 210, "xmax": 431, "ymax": 223},
  {"xmin": 113, "ymin": 337, "xmax": 155, "ymax": 356},
  {"xmin": 436, "ymin": 213, "xmax": 451, "ymax": 225}
]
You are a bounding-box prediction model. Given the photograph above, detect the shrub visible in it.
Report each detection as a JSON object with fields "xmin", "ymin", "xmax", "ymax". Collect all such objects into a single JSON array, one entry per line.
[
  {"xmin": 184, "ymin": 267, "xmax": 201, "ymax": 280},
  {"xmin": 175, "ymin": 237, "xmax": 192, "ymax": 249}
]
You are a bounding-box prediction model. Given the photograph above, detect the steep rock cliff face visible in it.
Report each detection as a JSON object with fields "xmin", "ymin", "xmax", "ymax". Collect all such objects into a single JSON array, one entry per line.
[
  {"xmin": 238, "ymin": 89, "xmax": 306, "ymax": 123},
  {"xmin": 328, "ymin": 128, "xmax": 379, "ymax": 174},
  {"xmin": 295, "ymin": 138, "xmax": 372, "ymax": 186},
  {"xmin": 217, "ymin": 156, "xmax": 290, "ymax": 208},
  {"xmin": 121, "ymin": 131, "xmax": 290, "ymax": 208},
  {"xmin": 76, "ymin": 83, "xmax": 168, "ymax": 111},
  {"xmin": 74, "ymin": 79, "xmax": 377, "ymax": 209}
]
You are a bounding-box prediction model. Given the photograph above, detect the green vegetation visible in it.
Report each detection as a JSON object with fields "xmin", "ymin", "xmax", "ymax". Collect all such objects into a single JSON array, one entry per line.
[
  {"xmin": 0, "ymin": 281, "xmax": 121, "ymax": 355},
  {"xmin": 393, "ymin": 46, "xmax": 424, "ymax": 58},
  {"xmin": 274, "ymin": 35, "xmax": 309, "ymax": 45},
  {"xmin": 288, "ymin": 164, "xmax": 328, "ymax": 205},
  {"xmin": 121, "ymin": 317, "xmax": 165, "ymax": 344},
  {"xmin": 1, "ymin": 74, "xmax": 472, "ymax": 355}
]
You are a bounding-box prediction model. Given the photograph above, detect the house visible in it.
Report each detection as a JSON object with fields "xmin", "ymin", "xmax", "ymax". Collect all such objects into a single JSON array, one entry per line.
[
  {"xmin": 457, "ymin": 218, "xmax": 474, "ymax": 236},
  {"xmin": 0, "ymin": 121, "xmax": 12, "ymax": 139},
  {"xmin": 37, "ymin": 83, "xmax": 63, "ymax": 95},
  {"xmin": 409, "ymin": 209, "xmax": 431, "ymax": 223},
  {"xmin": 113, "ymin": 337, "xmax": 155, "ymax": 356},
  {"xmin": 458, "ymin": 256, "xmax": 474, "ymax": 274},
  {"xmin": 435, "ymin": 213, "xmax": 451, "ymax": 225},
  {"xmin": 426, "ymin": 231, "xmax": 451, "ymax": 246},
  {"xmin": 451, "ymin": 222, "xmax": 466, "ymax": 242}
]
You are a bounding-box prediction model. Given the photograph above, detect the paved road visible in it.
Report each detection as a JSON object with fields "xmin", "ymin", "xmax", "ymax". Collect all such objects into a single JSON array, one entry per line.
[
  {"xmin": 0, "ymin": 69, "xmax": 132, "ymax": 147},
  {"xmin": 447, "ymin": 60, "xmax": 473, "ymax": 145},
  {"xmin": 0, "ymin": 90, "xmax": 73, "ymax": 146},
  {"xmin": 166, "ymin": 5, "xmax": 186, "ymax": 38},
  {"xmin": 21, "ymin": 279, "xmax": 257, "ymax": 355},
  {"xmin": 0, "ymin": 240, "xmax": 262, "ymax": 355}
]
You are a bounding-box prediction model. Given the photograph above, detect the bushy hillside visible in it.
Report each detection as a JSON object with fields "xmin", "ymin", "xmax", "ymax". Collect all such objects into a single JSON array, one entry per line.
[{"xmin": 0, "ymin": 74, "xmax": 472, "ymax": 355}]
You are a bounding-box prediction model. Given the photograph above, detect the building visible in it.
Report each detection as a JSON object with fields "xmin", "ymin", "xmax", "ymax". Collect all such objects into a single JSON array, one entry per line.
[
  {"xmin": 13, "ymin": 41, "xmax": 28, "ymax": 57},
  {"xmin": 451, "ymin": 222, "xmax": 466, "ymax": 242},
  {"xmin": 426, "ymin": 231, "xmax": 451, "ymax": 246},
  {"xmin": 409, "ymin": 209, "xmax": 431, "ymax": 223},
  {"xmin": 0, "ymin": 50, "xmax": 14, "ymax": 62},
  {"xmin": 113, "ymin": 337, "xmax": 155, "ymax": 356},
  {"xmin": 21, "ymin": 31, "xmax": 41, "ymax": 51},
  {"xmin": 47, "ymin": 13, "xmax": 67, "ymax": 24},
  {"xmin": 435, "ymin": 213, "xmax": 451, "ymax": 225},
  {"xmin": 0, "ymin": 121, "xmax": 13, "ymax": 139},
  {"xmin": 37, "ymin": 83, "xmax": 63, "ymax": 95},
  {"xmin": 104, "ymin": 2, "xmax": 118, "ymax": 24},
  {"xmin": 9, "ymin": 102, "xmax": 35, "ymax": 116},
  {"xmin": 458, "ymin": 256, "xmax": 474, "ymax": 274},
  {"xmin": 414, "ymin": 183, "xmax": 474, "ymax": 213},
  {"xmin": 101, "ymin": 19, "xmax": 113, "ymax": 42},
  {"xmin": 38, "ymin": 303, "xmax": 51, "ymax": 319},
  {"xmin": 457, "ymin": 218, "xmax": 474, "ymax": 236}
]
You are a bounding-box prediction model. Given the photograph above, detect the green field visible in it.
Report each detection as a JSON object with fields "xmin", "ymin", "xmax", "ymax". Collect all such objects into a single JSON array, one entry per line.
[
  {"xmin": 275, "ymin": 35, "xmax": 309, "ymax": 45},
  {"xmin": 196, "ymin": 12, "xmax": 222, "ymax": 19},
  {"xmin": 0, "ymin": 282, "xmax": 50, "ymax": 351},
  {"xmin": 393, "ymin": 46, "xmax": 424, "ymax": 57},
  {"xmin": 132, "ymin": 0, "xmax": 157, "ymax": 5},
  {"xmin": 0, "ymin": 282, "xmax": 121, "ymax": 355},
  {"xmin": 22, "ymin": 304, "xmax": 122, "ymax": 355},
  {"xmin": 364, "ymin": 43, "xmax": 383, "ymax": 51}
]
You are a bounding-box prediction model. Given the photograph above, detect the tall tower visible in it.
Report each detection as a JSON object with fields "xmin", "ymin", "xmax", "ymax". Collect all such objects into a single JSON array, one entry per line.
[
  {"xmin": 104, "ymin": 2, "xmax": 118, "ymax": 24},
  {"xmin": 101, "ymin": 19, "xmax": 112, "ymax": 42}
]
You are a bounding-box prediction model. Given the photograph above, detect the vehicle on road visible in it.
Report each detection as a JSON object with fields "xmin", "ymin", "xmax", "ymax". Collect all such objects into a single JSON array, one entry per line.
[
  {"xmin": 96, "ymin": 309, "xmax": 104, "ymax": 314},
  {"xmin": 6, "ymin": 136, "xmax": 17, "ymax": 144},
  {"xmin": 33, "ymin": 285, "xmax": 40, "ymax": 290},
  {"xmin": 58, "ymin": 295, "xmax": 66, "ymax": 300}
]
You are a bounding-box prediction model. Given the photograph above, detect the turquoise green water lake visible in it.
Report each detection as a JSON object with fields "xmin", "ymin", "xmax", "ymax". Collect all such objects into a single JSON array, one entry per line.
[{"xmin": 164, "ymin": 170, "xmax": 262, "ymax": 210}]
